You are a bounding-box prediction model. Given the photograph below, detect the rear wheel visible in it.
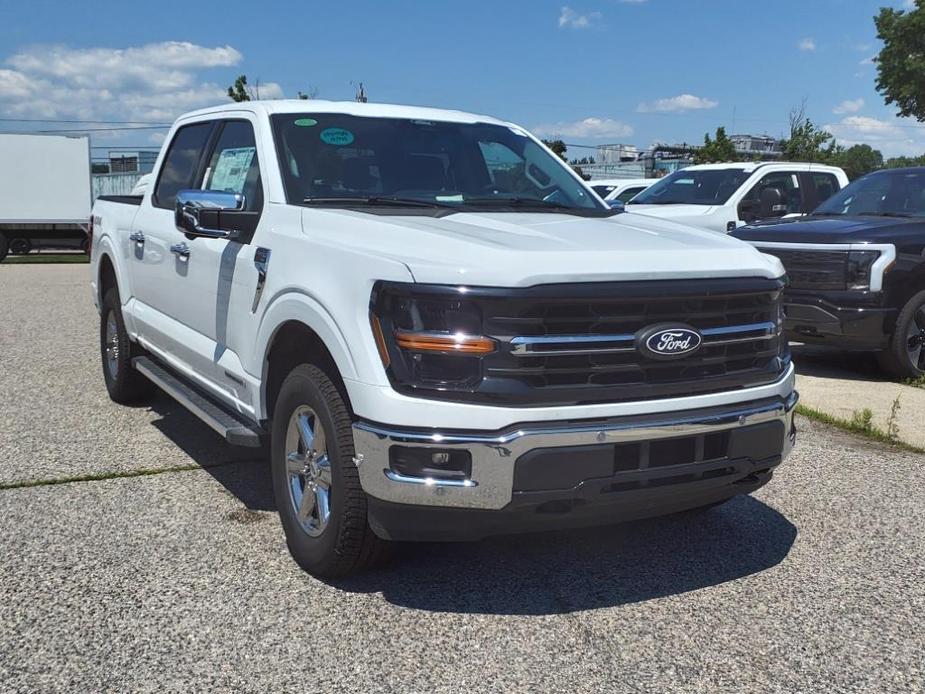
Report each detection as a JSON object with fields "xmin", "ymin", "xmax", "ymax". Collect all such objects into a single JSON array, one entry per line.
[
  {"xmin": 100, "ymin": 288, "xmax": 154, "ymax": 403},
  {"xmin": 877, "ymin": 290, "xmax": 925, "ymax": 380},
  {"xmin": 9, "ymin": 238, "xmax": 32, "ymax": 255},
  {"xmin": 271, "ymin": 364, "xmax": 388, "ymax": 578}
]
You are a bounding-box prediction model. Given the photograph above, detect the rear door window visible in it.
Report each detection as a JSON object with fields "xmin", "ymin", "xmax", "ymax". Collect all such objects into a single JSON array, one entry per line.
[
  {"xmin": 805, "ymin": 173, "xmax": 840, "ymax": 209},
  {"xmin": 153, "ymin": 122, "xmax": 214, "ymax": 209}
]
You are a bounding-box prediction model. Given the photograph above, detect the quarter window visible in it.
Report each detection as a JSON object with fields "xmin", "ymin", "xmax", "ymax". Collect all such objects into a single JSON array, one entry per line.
[{"xmin": 153, "ymin": 122, "xmax": 213, "ymax": 209}]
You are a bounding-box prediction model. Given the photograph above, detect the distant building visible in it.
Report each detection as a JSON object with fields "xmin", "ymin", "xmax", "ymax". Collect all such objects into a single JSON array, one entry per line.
[
  {"xmin": 108, "ymin": 150, "xmax": 158, "ymax": 174},
  {"xmin": 595, "ymin": 143, "xmax": 639, "ymax": 164},
  {"xmin": 730, "ymin": 134, "xmax": 781, "ymax": 159}
]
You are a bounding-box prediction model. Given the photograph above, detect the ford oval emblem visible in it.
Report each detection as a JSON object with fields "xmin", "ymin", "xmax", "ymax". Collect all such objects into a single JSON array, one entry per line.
[{"xmin": 637, "ymin": 324, "xmax": 703, "ymax": 360}]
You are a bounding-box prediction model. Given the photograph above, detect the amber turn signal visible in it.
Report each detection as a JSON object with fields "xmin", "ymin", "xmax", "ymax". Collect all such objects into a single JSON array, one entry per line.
[
  {"xmin": 395, "ymin": 331, "xmax": 496, "ymax": 355},
  {"xmin": 369, "ymin": 313, "xmax": 391, "ymax": 367}
]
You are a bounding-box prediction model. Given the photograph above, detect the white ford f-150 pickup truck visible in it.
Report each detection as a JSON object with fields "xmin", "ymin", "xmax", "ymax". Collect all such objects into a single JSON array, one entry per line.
[{"xmin": 90, "ymin": 101, "xmax": 797, "ymax": 577}]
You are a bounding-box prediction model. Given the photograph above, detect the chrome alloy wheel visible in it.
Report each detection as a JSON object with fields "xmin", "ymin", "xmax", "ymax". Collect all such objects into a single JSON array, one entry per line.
[
  {"xmin": 285, "ymin": 405, "xmax": 332, "ymax": 537},
  {"xmin": 906, "ymin": 305, "xmax": 925, "ymax": 373},
  {"xmin": 104, "ymin": 312, "xmax": 120, "ymax": 379}
]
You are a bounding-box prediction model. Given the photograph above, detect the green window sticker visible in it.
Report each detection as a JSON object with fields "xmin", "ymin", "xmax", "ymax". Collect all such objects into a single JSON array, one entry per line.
[
  {"xmin": 294, "ymin": 118, "xmax": 318, "ymax": 127},
  {"xmin": 320, "ymin": 128, "xmax": 355, "ymax": 146}
]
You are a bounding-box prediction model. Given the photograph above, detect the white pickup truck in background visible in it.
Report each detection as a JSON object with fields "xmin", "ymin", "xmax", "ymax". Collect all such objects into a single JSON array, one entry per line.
[
  {"xmin": 90, "ymin": 101, "xmax": 797, "ymax": 577},
  {"xmin": 625, "ymin": 162, "xmax": 849, "ymax": 232}
]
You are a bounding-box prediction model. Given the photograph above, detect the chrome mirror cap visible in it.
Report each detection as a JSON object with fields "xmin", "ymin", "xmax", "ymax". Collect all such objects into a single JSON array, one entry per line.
[{"xmin": 175, "ymin": 189, "xmax": 245, "ymax": 239}]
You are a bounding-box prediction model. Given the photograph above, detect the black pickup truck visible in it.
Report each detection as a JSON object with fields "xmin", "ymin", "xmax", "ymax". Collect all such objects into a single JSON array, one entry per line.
[{"xmin": 733, "ymin": 167, "xmax": 925, "ymax": 378}]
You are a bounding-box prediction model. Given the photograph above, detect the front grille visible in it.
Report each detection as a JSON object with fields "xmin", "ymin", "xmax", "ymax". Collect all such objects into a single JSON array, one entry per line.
[
  {"xmin": 760, "ymin": 248, "xmax": 847, "ymax": 290},
  {"xmin": 471, "ymin": 277, "xmax": 788, "ymax": 405}
]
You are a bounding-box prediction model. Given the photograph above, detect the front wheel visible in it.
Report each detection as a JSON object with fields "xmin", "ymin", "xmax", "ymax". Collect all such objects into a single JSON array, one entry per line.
[
  {"xmin": 271, "ymin": 364, "xmax": 388, "ymax": 578},
  {"xmin": 100, "ymin": 288, "xmax": 154, "ymax": 403},
  {"xmin": 878, "ymin": 290, "xmax": 925, "ymax": 380}
]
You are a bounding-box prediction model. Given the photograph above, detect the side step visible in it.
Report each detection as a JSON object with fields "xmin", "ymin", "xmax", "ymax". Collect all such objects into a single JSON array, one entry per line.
[{"xmin": 133, "ymin": 356, "xmax": 264, "ymax": 448}]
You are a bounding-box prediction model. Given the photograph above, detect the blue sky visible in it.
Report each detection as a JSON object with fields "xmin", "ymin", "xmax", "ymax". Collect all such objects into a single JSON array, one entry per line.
[{"xmin": 0, "ymin": 0, "xmax": 922, "ymax": 158}]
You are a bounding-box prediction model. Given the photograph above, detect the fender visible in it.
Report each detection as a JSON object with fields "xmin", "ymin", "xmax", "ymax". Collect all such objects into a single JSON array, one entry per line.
[
  {"xmin": 251, "ymin": 289, "xmax": 376, "ymax": 420},
  {"xmin": 93, "ymin": 236, "xmax": 136, "ymax": 333}
]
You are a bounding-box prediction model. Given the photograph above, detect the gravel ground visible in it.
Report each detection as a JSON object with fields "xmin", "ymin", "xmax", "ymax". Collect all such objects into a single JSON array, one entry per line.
[{"xmin": 1, "ymin": 265, "xmax": 924, "ymax": 692}]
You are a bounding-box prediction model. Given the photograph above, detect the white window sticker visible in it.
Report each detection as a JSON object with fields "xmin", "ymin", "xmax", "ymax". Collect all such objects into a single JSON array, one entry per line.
[{"xmin": 209, "ymin": 147, "xmax": 256, "ymax": 194}]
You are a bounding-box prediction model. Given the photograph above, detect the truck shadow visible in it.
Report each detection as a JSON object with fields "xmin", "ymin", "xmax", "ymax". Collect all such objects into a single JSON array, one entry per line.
[
  {"xmin": 145, "ymin": 393, "xmax": 275, "ymax": 512},
  {"xmin": 333, "ymin": 496, "xmax": 796, "ymax": 615},
  {"xmin": 143, "ymin": 395, "xmax": 797, "ymax": 616},
  {"xmin": 791, "ymin": 343, "xmax": 886, "ymax": 381}
]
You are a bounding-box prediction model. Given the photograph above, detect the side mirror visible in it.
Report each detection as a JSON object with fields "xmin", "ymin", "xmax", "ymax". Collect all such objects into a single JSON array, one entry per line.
[
  {"xmin": 175, "ymin": 190, "xmax": 245, "ymax": 239},
  {"xmin": 759, "ymin": 187, "xmax": 783, "ymax": 218}
]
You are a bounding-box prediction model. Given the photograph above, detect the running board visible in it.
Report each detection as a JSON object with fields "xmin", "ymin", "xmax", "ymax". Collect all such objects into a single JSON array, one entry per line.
[{"xmin": 133, "ymin": 356, "xmax": 264, "ymax": 448}]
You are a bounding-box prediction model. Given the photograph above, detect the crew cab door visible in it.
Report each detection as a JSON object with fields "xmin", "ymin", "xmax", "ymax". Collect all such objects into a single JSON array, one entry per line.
[
  {"xmin": 129, "ymin": 117, "xmax": 266, "ymax": 414},
  {"xmin": 736, "ymin": 171, "xmax": 805, "ymax": 225}
]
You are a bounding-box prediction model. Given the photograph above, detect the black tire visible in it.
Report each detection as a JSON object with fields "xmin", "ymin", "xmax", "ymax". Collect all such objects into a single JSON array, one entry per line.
[
  {"xmin": 877, "ymin": 289, "xmax": 925, "ymax": 380},
  {"xmin": 271, "ymin": 364, "xmax": 388, "ymax": 578},
  {"xmin": 9, "ymin": 238, "xmax": 31, "ymax": 255},
  {"xmin": 100, "ymin": 288, "xmax": 154, "ymax": 403},
  {"xmin": 0, "ymin": 233, "xmax": 8, "ymax": 263}
]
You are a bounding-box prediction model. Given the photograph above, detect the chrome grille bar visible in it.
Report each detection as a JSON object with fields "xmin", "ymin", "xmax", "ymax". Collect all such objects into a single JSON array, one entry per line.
[{"xmin": 509, "ymin": 321, "xmax": 779, "ymax": 356}]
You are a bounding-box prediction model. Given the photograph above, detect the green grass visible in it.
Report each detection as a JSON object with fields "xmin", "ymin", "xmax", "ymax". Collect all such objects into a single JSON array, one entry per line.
[
  {"xmin": 795, "ymin": 403, "xmax": 925, "ymax": 455},
  {"xmin": 0, "ymin": 461, "xmax": 238, "ymax": 491},
  {"xmin": 4, "ymin": 253, "xmax": 89, "ymax": 264}
]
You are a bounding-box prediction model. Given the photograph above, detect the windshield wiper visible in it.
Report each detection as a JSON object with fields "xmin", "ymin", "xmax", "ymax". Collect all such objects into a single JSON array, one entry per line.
[{"xmin": 302, "ymin": 196, "xmax": 452, "ymax": 209}]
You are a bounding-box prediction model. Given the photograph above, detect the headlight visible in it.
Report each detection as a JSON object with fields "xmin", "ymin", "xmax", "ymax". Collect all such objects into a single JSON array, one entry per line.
[
  {"xmin": 846, "ymin": 250, "xmax": 881, "ymax": 291},
  {"xmin": 370, "ymin": 282, "xmax": 495, "ymax": 392}
]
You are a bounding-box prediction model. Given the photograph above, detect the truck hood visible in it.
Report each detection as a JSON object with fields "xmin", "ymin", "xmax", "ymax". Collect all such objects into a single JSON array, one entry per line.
[
  {"xmin": 304, "ymin": 209, "xmax": 784, "ymax": 287},
  {"xmin": 732, "ymin": 214, "xmax": 925, "ymax": 245},
  {"xmin": 624, "ymin": 203, "xmax": 714, "ymax": 217}
]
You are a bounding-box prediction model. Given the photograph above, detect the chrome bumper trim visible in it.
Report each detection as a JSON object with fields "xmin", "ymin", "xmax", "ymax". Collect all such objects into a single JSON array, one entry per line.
[{"xmin": 353, "ymin": 390, "xmax": 798, "ymax": 510}]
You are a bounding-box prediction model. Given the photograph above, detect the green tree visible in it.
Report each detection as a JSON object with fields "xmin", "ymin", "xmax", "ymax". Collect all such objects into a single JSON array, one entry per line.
[
  {"xmin": 693, "ymin": 126, "xmax": 738, "ymax": 164},
  {"xmin": 780, "ymin": 104, "xmax": 839, "ymax": 162},
  {"xmin": 542, "ymin": 139, "xmax": 568, "ymax": 161},
  {"xmin": 833, "ymin": 144, "xmax": 884, "ymax": 179},
  {"xmin": 227, "ymin": 74, "xmax": 251, "ymax": 102},
  {"xmin": 875, "ymin": 1, "xmax": 925, "ymax": 121},
  {"xmin": 885, "ymin": 153, "xmax": 925, "ymax": 168}
]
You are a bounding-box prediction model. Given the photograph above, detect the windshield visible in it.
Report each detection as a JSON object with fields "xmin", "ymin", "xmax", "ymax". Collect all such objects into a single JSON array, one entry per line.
[
  {"xmin": 814, "ymin": 170, "xmax": 925, "ymax": 218},
  {"xmin": 631, "ymin": 168, "xmax": 749, "ymax": 205},
  {"xmin": 270, "ymin": 114, "xmax": 607, "ymax": 214}
]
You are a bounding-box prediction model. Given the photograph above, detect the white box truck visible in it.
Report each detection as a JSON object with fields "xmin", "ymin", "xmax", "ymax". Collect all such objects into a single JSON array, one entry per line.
[{"xmin": 0, "ymin": 133, "xmax": 92, "ymax": 261}]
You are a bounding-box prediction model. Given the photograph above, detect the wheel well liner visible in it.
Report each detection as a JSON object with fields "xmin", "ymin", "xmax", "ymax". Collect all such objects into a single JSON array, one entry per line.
[
  {"xmin": 264, "ymin": 321, "xmax": 352, "ymax": 422},
  {"xmin": 98, "ymin": 253, "xmax": 117, "ymax": 304}
]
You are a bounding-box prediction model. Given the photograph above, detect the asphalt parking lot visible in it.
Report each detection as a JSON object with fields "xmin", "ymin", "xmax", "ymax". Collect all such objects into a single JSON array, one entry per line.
[{"xmin": 2, "ymin": 264, "xmax": 924, "ymax": 693}]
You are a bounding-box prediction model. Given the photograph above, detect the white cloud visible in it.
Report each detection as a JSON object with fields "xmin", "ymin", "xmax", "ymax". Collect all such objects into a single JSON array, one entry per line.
[
  {"xmin": 833, "ymin": 98, "xmax": 865, "ymax": 114},
  {"xmin": 0, "ymin": 41, "xmax": 282, "ymax": 124},
  {"xmin": 859, "ymin": 54, "xmax": 876, "ymax": 65},
  {"xmin": 637, "ymin": 94, "xmax": 718, "ymax": 113},
  {"xmin": 904, "ymin": 0, "xmax": 916, "ymax": 9},
  {"xmin": 826, "ymin": 115, "xmax": 925, "ymax": 157},
  {"xmin": 558, "ymin": 6, "xmax": 602, "ymax": 29},
  {"xmin": 532, "ymin": 117, "xmax": 634, "ymax": 139},
  {"xmin": 799, "ymin": 37, "xmax": 816, "ymax": 51}
]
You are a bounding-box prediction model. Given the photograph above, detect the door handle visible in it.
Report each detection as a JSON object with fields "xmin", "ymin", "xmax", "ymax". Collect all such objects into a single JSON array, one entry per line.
[
  {"xmin": 170, "ymin": 242, "xmax": 190, "ymax": 258},
  {"xmin": 129, "ymin": 231, "xmax": 145, "ymax": 245}
]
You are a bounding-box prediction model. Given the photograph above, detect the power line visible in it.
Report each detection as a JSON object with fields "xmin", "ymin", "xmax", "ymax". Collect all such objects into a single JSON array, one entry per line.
[
  {"xmin": 36, "ymin": 125, "xmax": 169, "ymax": 133},
  {"xmin": 0, "ymin": 116, "xmax": 171, "ymax": 125}
]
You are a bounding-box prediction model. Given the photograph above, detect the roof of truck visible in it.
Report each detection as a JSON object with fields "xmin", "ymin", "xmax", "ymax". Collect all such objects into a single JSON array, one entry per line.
[
  {"xmin": 178, "ymin": 99, "xmax": 512, "ymax": 128},
  {"xmin": 681, "ymin": 161, "xmax": 845, "ymax": 174}
]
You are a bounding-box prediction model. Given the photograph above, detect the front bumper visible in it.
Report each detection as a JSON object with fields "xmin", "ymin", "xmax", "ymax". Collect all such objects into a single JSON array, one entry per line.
[
  {"xmin": 783, "ymin": 292, "xmax": 895, "ymax": 350},
  {"xmin": 353, "ymin": 389, "xmax": 798, "ymax": 540}
]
